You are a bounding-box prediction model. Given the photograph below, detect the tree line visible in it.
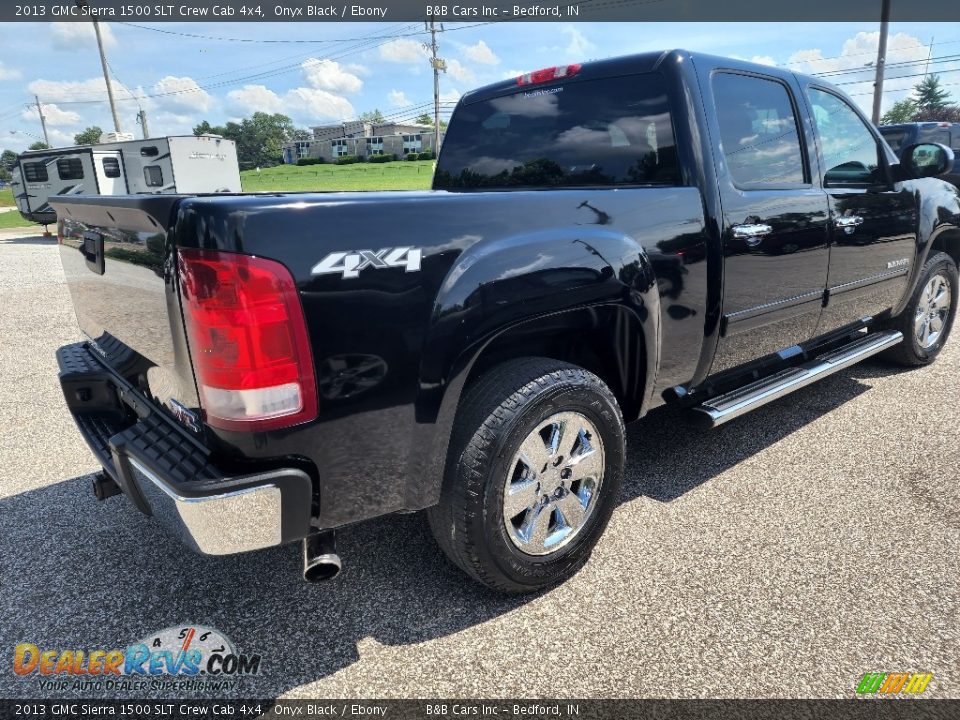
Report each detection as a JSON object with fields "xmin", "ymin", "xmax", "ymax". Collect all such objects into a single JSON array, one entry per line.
[{"xmin": 881, "ymin": 74, "xmax": 960, "ymax": 124}]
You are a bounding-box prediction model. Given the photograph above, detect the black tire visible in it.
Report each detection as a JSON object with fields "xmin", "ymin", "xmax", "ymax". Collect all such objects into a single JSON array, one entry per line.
[
  {"xmin": 883, "ymin": 252, "xmax": 958, "ymax": 367},
  {"xmin": 428, "ymin": 358, "xmax": 625, "ymax": 594}
]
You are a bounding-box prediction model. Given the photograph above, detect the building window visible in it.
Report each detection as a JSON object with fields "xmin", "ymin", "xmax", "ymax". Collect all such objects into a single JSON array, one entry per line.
[
  {"xmin": 366, "ymin": 137, "xmax": 384, "ymax": 155},
  {"xmin": 331, "ymin": 139, "xmax": 349, "ymax": 157},
  {"xmin": 403, "ymin": 134, "xmax": 422, "ymax": 153},
  {"xmin": 144, "ymin": 166, "xmax": 163, "ymax": 187},
  {"xmin": 23, "ymin": 161, "xmax": 48, "ymax": 182},
  {"xmin": 101, "ymin": 157, "xmax": 121, "ymax": 178},
  {"xmin": 296, "ymin": 141, "xmax": 311, "ymax": 159},
  {"xmin": 57, "ymin": 157, "xmax": 85, "ymax": 180}
]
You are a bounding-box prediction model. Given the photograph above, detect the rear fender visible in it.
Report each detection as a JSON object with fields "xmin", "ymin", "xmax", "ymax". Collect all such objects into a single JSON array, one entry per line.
[{"xmin": 406, "ymin": 227, "xmax": 660, "ymax": 510}]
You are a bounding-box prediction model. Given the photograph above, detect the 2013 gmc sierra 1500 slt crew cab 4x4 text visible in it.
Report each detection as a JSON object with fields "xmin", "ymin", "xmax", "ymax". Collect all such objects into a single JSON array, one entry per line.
[{"xmin": 52, "ymin": 50, "xmax": 960, "ymax": 593}]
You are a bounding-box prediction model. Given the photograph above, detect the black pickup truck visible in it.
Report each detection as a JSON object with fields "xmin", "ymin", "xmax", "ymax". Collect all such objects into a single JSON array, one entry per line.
[{"xmin": 53, "ymin": 50, "xmax": 959, "ymax": 593}]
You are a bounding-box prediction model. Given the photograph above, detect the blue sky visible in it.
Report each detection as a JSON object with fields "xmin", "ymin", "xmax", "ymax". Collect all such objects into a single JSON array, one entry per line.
[{"xmin": 1, "ymin": 21, "xmax": 959, "ymax": 150}]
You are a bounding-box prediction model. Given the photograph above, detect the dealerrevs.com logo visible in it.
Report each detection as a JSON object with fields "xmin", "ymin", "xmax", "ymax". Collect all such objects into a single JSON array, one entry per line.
[
  {"xmin": 856, "ymin": 672, "xmax": 934, "ymax": 696},
  {"xmin": 13, "ymin": 625, "xmax": 261, "ymax": 693}
]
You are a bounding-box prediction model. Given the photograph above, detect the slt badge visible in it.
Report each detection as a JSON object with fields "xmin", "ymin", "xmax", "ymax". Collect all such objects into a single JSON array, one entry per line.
[{"xmin": 312, "ymin": 247, "xmax": 422, "ymax": 279}]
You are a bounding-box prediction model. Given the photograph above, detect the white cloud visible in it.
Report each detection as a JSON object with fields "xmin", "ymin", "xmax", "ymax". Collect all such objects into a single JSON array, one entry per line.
[
  {"xmin": 379, "ymin": 38, "xmax": 428, "ymax": 64},
  {"xmin": 0, "ymin": 62, "xmax": 22, "ymax": 81},
  {"xmin": 562, "ymin": 27, "xmax": 595, "ymax": 57},
  {"xmin": 152, "ymin": 76, "xmax": 212, "ymax": 113},
  {"xmin": 22, "ymin": 103, "xmax": 82, "ymax": 126},
  {"xmin": 226, "ymin": 85, "xmax": 286, "ymax": 115},
  {"xmin": 462, "ymin": 40, "xmax": 499, "ymax": 66},
  {"xmin": 227, "ymin": 83, "xmax": 355, "ymax": 123},
  {"xmin": 285, "ymin": 88, "xmax": 355, "ymax": 122},
  {"xmin": 503, "ymin": 69, "xmax": 528, "ymax": 80},
  {"xmin": 751, "ymin": 55, "xmax": 778, "ymax": 67},
  {"xmin": 440, "ymin": 89, "xmax": 462, "ymax": 105},
  {"xmin": 50, "ymin": 22, "xmax": 116, "ymax": 51},
  {"xmin": 388, "ymin": 89, "xmax": 411, "ymax": 107},
  {"xmin": 343, "ymin": 63, "xmax": 371, "ymax": 77},
  {"xmin": 787, "ymin": 32, "xmax": 936, "ymax": 112},
  {"xmin": 301, "ymin": 58, "xmax": 364, "ymax": 94},
  {"xmin": 446, "ymin": 59, "xmax": 475, "ymax": 84}
]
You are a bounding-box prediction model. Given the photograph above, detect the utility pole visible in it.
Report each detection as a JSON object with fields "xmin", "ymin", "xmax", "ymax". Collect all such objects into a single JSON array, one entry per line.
[
  {"xmin": 34, "ymin": 95, "xmax": 50, "ymax": 146},
  {"xmin": 870, "ymin": 0, "xmax": 891, "ymax": 125},
  {"xmin": 425, "ymin": 21, "xmax": 446, "ymax": 153},
  {"xmin": 136, "ymin": 109, "xmax": 150, "ymax": 139},
  {"xmin": 76, "ymin": 0, "xmax": 122, "ymax": 134}
]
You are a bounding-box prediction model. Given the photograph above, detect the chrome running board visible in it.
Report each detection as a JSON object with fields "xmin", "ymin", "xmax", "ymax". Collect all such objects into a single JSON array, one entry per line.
[{"xmin": 690, "ymin": 330, "xmax": 903, "ymax": 428}]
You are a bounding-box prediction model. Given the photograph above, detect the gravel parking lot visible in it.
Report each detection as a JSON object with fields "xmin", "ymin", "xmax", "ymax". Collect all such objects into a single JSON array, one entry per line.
[{"xmin": 0, "ymin": 226, "xmax": 957, "ymax": 700}]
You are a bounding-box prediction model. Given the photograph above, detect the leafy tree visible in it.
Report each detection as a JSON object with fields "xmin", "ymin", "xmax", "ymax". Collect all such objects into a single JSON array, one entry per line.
[
  {"xmin": 193, "ymin": 120, "xmax": 229, "ymax": 137},
  {"xmin": 414, "ymin": 112, "xmax": 447, "ymax": 129},
  {"xmin": 1, "ymin": 149, "xmax": 17, "ymax": 171},
  {"xmin": 880, "ymin": 99, "xmax": 917, "ymax": 125},
  {"xmin": 914, "ymin": 74, "xmax": 952, "ymax": 113},
  {"xmin": 360, "ymin": 109, "xmax": 385, "ymax": 123},
  {"xmin": 291, "ymin": 128, "xmax": 313, "ymax": 141},
  {"xmin": 74, "ymin": 126, "xmax": 104, "ymax": 146},
  {"xmin": 0, "ymin": 166, "xmax": 10, "ymax": 182},
  {"xmin": 28, "ymin": 141, "xmax": 50, "ymax": 151},
  {"xmin": 915, "ymin": 105, "xmax": 960, "ymax": 123}
]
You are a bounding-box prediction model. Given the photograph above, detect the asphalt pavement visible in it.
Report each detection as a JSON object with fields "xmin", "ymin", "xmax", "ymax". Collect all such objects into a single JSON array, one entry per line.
[{"xmin": 0, "ymin": 226, "xmax": 957, "ymax": 699}]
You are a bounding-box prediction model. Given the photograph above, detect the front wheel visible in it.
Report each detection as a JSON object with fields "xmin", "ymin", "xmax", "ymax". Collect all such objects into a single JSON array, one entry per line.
[
  {"xmin": 884, "ymin": 252, "xmax": 958, "ymax": 366},
  {"xmin": 428, "ymin": 358, "xmax": 625, "ymax": 594}
]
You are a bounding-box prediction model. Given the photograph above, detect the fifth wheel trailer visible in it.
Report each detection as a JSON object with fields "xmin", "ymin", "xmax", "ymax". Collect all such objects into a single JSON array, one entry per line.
[{"xmin": 11, "ymin": 135, "xmax": 241, "ymax": 225}]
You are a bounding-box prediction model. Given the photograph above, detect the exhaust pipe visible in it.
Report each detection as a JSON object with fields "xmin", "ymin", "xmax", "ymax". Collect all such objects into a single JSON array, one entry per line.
[{"xmin": 303, "ymin": 531, "xmax": 341, "ymax": 582}]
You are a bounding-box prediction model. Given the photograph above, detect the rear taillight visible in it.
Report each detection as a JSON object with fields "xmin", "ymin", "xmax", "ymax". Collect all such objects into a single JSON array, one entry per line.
[
  {"xmin": 177, "ymin": 248, "xmax": 317, "ymax": 432},
  {"xmin": 516, "ymin": 64, "xmax": 581, "ymax": 86}
]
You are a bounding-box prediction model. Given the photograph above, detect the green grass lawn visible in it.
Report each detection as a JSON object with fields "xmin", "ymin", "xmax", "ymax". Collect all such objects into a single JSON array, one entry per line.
[
  {"xmin": 0, "ymin": 210, "xmax": 38, "ymax": 230},
  {"xmin": 240, "ymin": 159, "xmax": 435, "ymax": 193},
  {"xmin": 0, "ymin": 187, "xmax": 14, "ymax": 207}
]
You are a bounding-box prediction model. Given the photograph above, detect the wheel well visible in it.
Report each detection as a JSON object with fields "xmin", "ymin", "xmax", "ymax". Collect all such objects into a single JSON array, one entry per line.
[
  {"xmin": 464, "ymin": 306, "xmax": 648, "ymax": 421},
  {"xmin": 931, "ymin": 228, "xmax": 960, "ymax": 268}
]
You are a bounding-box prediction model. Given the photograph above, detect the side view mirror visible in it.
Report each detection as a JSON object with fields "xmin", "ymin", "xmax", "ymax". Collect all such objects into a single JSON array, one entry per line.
[{"xmin": 897, "ymin": 142, "xmax": 955, "ymax": 180}]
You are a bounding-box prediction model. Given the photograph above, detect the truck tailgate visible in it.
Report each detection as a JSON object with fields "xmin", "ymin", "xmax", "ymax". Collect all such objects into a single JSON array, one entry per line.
[{"xmin": 52, "ymin": 195, "xmax": 200, "ymax": 413}]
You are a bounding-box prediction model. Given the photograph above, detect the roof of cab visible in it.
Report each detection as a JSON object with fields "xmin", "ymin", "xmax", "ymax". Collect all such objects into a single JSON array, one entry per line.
[{"xmin": 458, "ymin": 49, "xmax": 816, "ymax": 106}]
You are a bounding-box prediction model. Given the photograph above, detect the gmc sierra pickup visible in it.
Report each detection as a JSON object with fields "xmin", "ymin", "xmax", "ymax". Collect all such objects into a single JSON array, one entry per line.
[{"xmin": 53, "ymin": 50, "xmax": 960, "ymax": 593}]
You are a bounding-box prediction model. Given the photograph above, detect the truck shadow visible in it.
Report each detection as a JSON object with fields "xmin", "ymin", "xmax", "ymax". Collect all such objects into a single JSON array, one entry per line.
[{"xmin": 0, "ymin": 361, "xmax": 890, "ymax": 699}]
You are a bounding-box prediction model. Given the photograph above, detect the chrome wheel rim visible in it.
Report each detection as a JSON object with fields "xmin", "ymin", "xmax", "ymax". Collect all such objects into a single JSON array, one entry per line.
[
  {"xmin": 914, "ymin": 274, "xmax": 952, "ymax": 349},
  {"xmin": 502, "ymin": 411, "xmax": 604, "ymax": 556}
]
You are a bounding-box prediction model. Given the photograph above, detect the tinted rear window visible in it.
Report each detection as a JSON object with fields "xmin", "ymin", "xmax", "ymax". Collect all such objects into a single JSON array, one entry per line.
[
  {"xmin": 434, "ymin": 73, "xmax": 680, "ymax": 190},
  {"xmin": 23, "ymin": 161, "xmax": 48, "ymax": 182}
]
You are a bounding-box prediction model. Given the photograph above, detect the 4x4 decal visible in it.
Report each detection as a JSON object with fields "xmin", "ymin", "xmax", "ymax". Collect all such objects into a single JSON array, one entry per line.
[{"xmin": 311, "ymin": 247, "xmax": 422, "ymax": 279}]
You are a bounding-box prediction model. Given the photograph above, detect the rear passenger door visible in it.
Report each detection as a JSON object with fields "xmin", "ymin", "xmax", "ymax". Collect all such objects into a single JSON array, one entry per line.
[
  {"xmin": 802, "ymin": 86, "xmax": 917, "ymax": 336},
  {"xmin": 707, "ymin": 71, "xmax": 831, "ymax": 375}
]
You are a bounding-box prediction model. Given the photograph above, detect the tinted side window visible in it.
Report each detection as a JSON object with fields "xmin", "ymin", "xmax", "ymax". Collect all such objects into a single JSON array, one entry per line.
[
  {"xmin": 101, "ymin": 157, "xmax": 121, "ymax": 178},
  {"xmin": 807, "ymin": 88, "xmax": 881, "ymax": 186},
  {"xmin": 435, "ymin": 73, "xmax": 681, "ymax": 190},
  {"xmin": 23, "ymin": 162, "xmax": 48, "ymax": 182},
  {"xmin": 144, "ymin": 166, "xmax": 163, "ymax": 187},
  {"xmin": 57, "ymin": 157, "xmax": 84, "ymax": 180},
  {"xmin": 712, "ymin": 73, "xmax": 806, "ymax": 186}
]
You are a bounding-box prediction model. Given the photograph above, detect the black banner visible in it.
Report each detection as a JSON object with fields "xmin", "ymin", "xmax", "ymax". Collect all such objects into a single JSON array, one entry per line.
[
  {"xmin": 3, "ymin": 700, "xmax": 960, "ymax": 720},
  {"xmin": 2, "ymin": 0, "xmax": 958, "ymax": 23}
]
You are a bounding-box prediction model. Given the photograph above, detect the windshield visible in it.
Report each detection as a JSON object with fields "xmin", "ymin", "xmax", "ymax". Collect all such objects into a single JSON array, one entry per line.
[{"xmin": 434, "ymin": 73, "xmax": 681, "ymax": 190}]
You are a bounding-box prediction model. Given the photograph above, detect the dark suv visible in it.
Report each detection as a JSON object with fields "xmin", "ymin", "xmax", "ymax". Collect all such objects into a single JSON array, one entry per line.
[{"xmin": 880, "ymin": 122, "xmax": 960, "ymax": 188}]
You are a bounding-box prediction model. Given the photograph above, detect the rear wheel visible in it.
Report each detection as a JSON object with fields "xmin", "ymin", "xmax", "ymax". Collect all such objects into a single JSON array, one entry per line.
[
  {"xmin": 884, "ymin": 252, "xmax": 958, "ymax": 366},
  {"xmin": 428, "ymin": 358, "xmax": 625, "ymax": 593}
]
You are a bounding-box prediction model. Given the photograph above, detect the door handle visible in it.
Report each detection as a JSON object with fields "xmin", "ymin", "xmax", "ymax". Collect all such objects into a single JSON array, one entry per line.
[
  {"xmin": 834, "ymin": 215, "xmax": 864, "ymax": 231},
  {"xmin": 732, "ymin": 223, "xmax": 773, "ymax": 246}
]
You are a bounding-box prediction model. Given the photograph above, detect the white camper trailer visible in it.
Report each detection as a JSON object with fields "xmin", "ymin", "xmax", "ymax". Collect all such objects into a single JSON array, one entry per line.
[{"xmin": 11, "ymin": 135, "xmax": 241, "ymax": 225}]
